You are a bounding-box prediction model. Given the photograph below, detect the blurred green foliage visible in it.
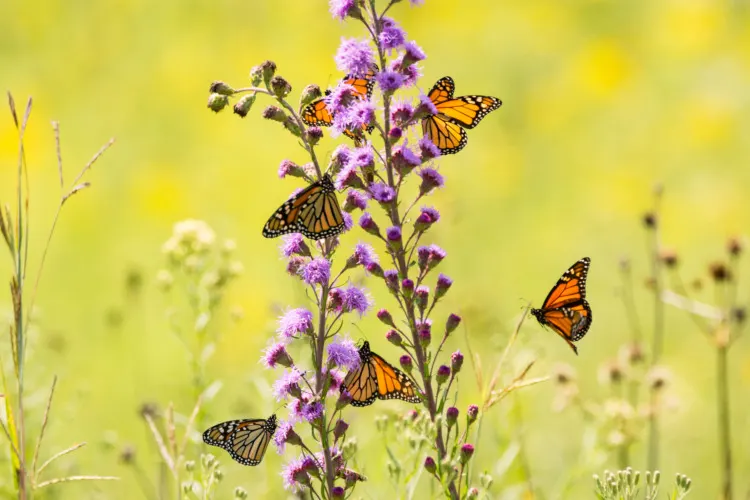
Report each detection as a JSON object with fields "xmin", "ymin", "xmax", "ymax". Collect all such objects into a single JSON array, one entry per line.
[{"xmin": 1, "ymin": 0, "xmax": 749, "ymax": 498}]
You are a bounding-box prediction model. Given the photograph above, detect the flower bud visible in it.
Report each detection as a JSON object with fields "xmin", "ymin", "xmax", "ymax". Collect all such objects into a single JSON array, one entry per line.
[
  {"xmin": 727, "ymin": 236, "xmax": 743, "ymax": 257},
  {"xmin": 467, "ymin": 404, "xmax": 479, "ymax": 424},
  {"xmin": 435, "ymin": 273, "xmax": 453, "ymax": 300},
  {"xmin": 445, "ymin": 314, "xmax": 461, "ymax": 336},
  {"xmin": 365, "ymin": 262, "xmax": 384, "ymax": 278},
  {"xmin": 185, "ymin": 460, "xmax": 195, "ymax": 472},
  {"xmin": 659, "ymin": 248, "xmax": 678, "ymax": 268},
  {"xmin": 450, "ymin": 351, "xmax": 464, "ymax": 374},
  {"xmin": 209, "ymin": 81, "xmax": 234, "ymax": 95},
  {"xmin": 213, "ymin": 468, "xmax": 223, "ymax": 481},
  {"xmin": 643, "ymin": 212, "xmax": 657, "ymax": 229},
  {"xmin": 401, "ymin": 279, "xmax": 414, "ymax": 300},
  {"xmin": 207, "ymin": 93, "xmax": 229, "ymax": 112},
  {"xmin": 386, "ymin": 329, "xmax": 402, "ymax": 346},
  {"xmin": 259, "ymin": 60, "xmax": 277, "ymax": 86},
  {"xmin": 388, "ymin": 127, "xmax": 403, "ymax": 143},
  {"xmin": 232, "ymin": 94, "xmax": 256, "ymax": 118},
  {"xmin": 466, "ymin": 487, "xmax": 479, "ymax": 499},
  {"xmin": 399, "ymin": 355, "xmax": 413, "ymax": 372},
  {"xmin": 377, "ymin": 308, "xmax": 395, "ymax": 327},
  {"xmin": 359, "ymin": 213, "xmax": 381, "ymax": 237},
  {"xmin": 709, "ymin": 261, "xmax": 731, "ymax": 282},
  {"xmin": 262, "ymin": 105, "xmax": 287, "ymax": 122},
  {"xmin": 286, "ymin": 256, "xmax": 306, "ymax": 276},
  {"xmin": 300, "ymin": 84, "xmax": 322, "ymax": 108},
  {"xmin": 277, "ymin": 159, "xmax": 306, "ymax": 179},
  {"xmin": 415, "ymin": 285, "xmax": 429, "ymax": 314},
  {"xmin": 436, "ymin": 365, "xmax": 450, "ymax": 385},
  {"xmin": 332, "ymin": 486, "xmax": 345, "ymax": 499},
  {"xmin": 234, "ymin": 487, "xmax": 248, "ymax": 499},
  {"xmin": 460, "ymin": 444, "xmax": 475, "ymax": 464},
  {"xmin": 283, "ymin": 117, "xmax": 302, "ymax": 137},
  {"xmin": 333, "ymin": 419, "xmax": 349, "ymax": 440},
  {"xmin": 337, "ymin": 390, "xmax": 353, "ymax": 410},
  {"xmin": 424, "ymin": 456, "xmax": 436, "ymax": 474},
  {"xmin": 306, "ymin": 126, "xmax": 324, "ymax": 145},
  {"xmin": 446, "ymin": 406, "xmax": 459, "ymax": 427},
  {"xmin": 418, "ymin": 327, "xmax": 431, "ymax": 348},
  {"xmin": 386, "ymin": 226, "xmax": 403, "ymax": 252},
  {"xmin": 384, "ymin": 270, "xmax": 399, "ymax": 293}
]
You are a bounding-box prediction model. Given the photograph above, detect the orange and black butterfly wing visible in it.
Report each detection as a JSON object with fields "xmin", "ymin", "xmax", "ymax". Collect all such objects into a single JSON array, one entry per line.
[
  {"xmin": 202, "ymin": 415, "xmax": 277, "ymax": 466},
  {"xmin": 428, "ymin": 76, "xmax": 456, "ymax": 105},
  {"xmin": 434, "ymin": 95, "xmax": 502, "ymax": 129},
  {"xmin": 262, "ymin": 176, "xmax": 345, "ymax": 240},
  {"xmin": 302, "ymin": 99, "xmax": 334, "ymax": 127},
  {"xmin": 531, "ymin": 258, "xmax": 592, "ymax": 354},
  {"xmin": 369, "ymin": 352, "xmax": 421, "ymax": 403},
  {"xmin": 422, "ymin": 115, "xmax": 467, "ymax": 155},
  {"xmin": 343, "ymin": 64, "xmax": 378, "ymax": 100},
  {"xmin": 342, "ymin": 344, "xmax": 378, "ymax": 407}
]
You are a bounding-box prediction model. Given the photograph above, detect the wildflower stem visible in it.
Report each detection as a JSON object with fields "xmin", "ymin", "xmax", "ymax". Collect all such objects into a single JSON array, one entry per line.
[
  {"xmin": 646, "ymin": 189, "xmax": 664, "ymax": 472},
  {"xmin": 717, "ymin": 342, "xmax": 733, "ymax": 500},
  {"xmin": 313, "ymin": 275, "xmax": 336, "ymax": 495}
]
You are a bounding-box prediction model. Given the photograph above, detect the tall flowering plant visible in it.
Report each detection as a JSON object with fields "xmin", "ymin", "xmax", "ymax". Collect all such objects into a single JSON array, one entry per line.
[{"xmin": 206, "ymin": 1, "xmax": 493, "ymax": 498}]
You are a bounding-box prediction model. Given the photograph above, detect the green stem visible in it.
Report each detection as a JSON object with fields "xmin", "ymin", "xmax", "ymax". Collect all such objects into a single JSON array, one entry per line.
[{"xmin": 717, "ymin": 344, "xmax": 732, "ymax": 500}]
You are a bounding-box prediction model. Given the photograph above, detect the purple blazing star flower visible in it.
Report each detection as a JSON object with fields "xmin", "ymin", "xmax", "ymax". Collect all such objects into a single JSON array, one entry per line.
[
  {"xmin": 345, "ymin": 189, "xmax": 369, "ymax": 211},
  {"xmin": 331, "ymin": 144, "xmax": 352, "ymax": 170},
  {"xmin": 286, "ymin": 256, "xmax": 306, "ymax": 277},
  {"xmin": 403, "ymin": 41, "xmax": 426, "ymax": 65},
  {"xmin": 351, "ymin": 242, "xmax": 378, "ymax": 266},
  {"xmin": 392, "ymin": 143, "xmax": 422, "ymax": 173},
  {"xmin": 351, "ymin": 145, "xmax": 374, "ymax": 169},
  {"xmin": 400, "ymin": 354, "xmax": 413, "ymax": 370},
  {"xmin": 428, "ymin": 244, "xmax": 447, "ymax": 262},
  {"xmin": 261, "ymin": 342, "xmax": 293, "ymax": 369},
  {"xmin": 359, "ymin": 212, "xmax": 376, "ymax": 231},
  {"xmin": 280, "ymin": 233, "xmax": 309, "ymax": 258},
  {"xmin": 278, "ymin": 159, "xmax": 298, "ymax": 179},
  {"xmin": 327, "ymin": 336, "xmax": 361, "ymax": 370},
  {"xmin": 273, "ymin": 419, "xmax": 301, "ymax": 454},
  {"xmin": 335, "ymin": 162, "xmax": 363, "ymax": 190},
  {"xmin": 415, "ymin": 93, "xmax": 439, "ymax": 117},
  {"xmin": 378, "ymin": 18, "xmax": 406, "ymax": 51},
  {"xmin": 389, "ymin": 127, "xmax": 403, "ymax": 140},
  {"xmin": 417, "ymin": 167, "xmax": 445, "ymax": 194},
  {"xmin": 301, "ymin": 401, "xmax": 324, "ymax": 423},
  {"xmin": 329, "ymin": 0, "xmax": 359, "ymax": 20},
  {"xmin": 342, "ymin": 100, "xmax": 375, "ymax": 132},
  {"xmin": 451, "ymin": 350, "xmax": 464, "ymax": 373},
  {"xmin": 277, "ymin": 308, "xmax": 314, "ymax": 339},
  {"xmin": 419, "ymin": 134, "xmax": 441, "ymax": 160},
  {"xmin": 386, "ymin": 226, "xmax": 402, "ymax": 242},
  {"xmin": 282, "ymin": 455, "xmax": 317, "ymax": 491},
  {"xmin": 340, "ymin": 284, "xmax": 372, "ymax": 316},
  {"xmin": 332, "ymin": 486, "xmax": 346, "ymax": 498},
  {"xmin": 300, "ymin": 257, "xmax": 331, "ymax": 286},
  {"xmin": 343, "ymin": 212, "xmax": 354, "ymax": 231},
  {"xmin": 370, "ymin": 182, "xmax": 396, "ymax": 203},
  {"xmin": 377, "ymin": 70, "xmax": 405, "ymax": 93},
  {"xmin": 418, "ymin": 206, "xmax": 440, "ymax": 224},
  {"xmin": 325, "ymin": 83, "xmax": 358, "ymax": 117},
  {"xmin": 335, "ymin": 38, "xmax": 374, "ymax": 77},
  {"xmin": 327, "ymin": 368, "xmax": 345, "ymax": 394},
  {"xmin": 391, "ymin": 99, "xmax": 414, "ymax": 125},
  {"xmin": 273, "ymin": 367, "xmax": 304, "ymax": 401}
]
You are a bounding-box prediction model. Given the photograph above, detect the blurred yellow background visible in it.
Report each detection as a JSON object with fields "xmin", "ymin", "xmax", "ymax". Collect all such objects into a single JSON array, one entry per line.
[{"xmin": 1, "ymin": 0, "xmax": 749, "ymax": 498}]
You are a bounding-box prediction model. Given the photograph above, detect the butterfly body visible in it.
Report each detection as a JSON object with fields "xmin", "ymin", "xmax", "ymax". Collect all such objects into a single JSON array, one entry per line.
[
  {"xmin": 530, "ymin": 257, "xmax": 592, "ymax": 355},
  {"xmin": 422, "ymin": 76, "xmax": 502, "ymax": 155},
  {"xmin": 341, "ymin": 341, "xmax": 421, "ymax": 406},
  {"xmin": 203, "ymin": 414, "xmax": 277, "ymax": 466},
  {"xmin": 262, "ymin": 175, "xmax": 345, "ymax": 240}
]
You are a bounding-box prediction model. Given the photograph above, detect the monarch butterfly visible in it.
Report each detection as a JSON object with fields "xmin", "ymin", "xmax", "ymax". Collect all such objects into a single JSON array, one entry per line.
[
  {"xmin": 421, "ymin": 76, "xmax": 502, "ymax": 155},
  {"xmin": 530, "ymin": 257, "xmax": 592, "ymax": 355},
  {"xmin": 202, "ymin": 414, "xmax": 277, "ymax": 466},
  {"xmin": 301, "ymin": 65, "xmax": 377, "ymax": 141},
  {"xmin": 341, "ymin": 341, "xmax": 421, "ymax": 406},
  {"xmin": 262, "ymin": 175, "xmax": 345, "ymax": 240}
]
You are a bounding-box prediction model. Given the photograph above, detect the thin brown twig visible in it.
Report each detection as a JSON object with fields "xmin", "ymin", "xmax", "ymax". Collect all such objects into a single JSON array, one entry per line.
[{"xmin": 32, "ymin": 376, "xmax": 57, "ymax": 476}]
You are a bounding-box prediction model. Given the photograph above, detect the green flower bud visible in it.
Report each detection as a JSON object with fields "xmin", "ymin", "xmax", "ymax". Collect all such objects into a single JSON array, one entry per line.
[
  {"xmin": 233, "ymin": 94, "xmax": 256, "ymax": 118},
  {"xmin": 209, "ymin": 81, "xmax": 234, "ymax": 96},
  {"xmin": 207, "ymin": 93, "xmax": 229, "ymax": 113}
]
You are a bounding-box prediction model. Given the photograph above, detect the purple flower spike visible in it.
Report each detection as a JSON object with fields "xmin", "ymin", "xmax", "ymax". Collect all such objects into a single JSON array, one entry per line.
[
  {"xmin": 282, "ymin": 456, "xmax": 312, "ymax": 491},
  {"xmin": 467, "ymin": 404, "xmax": 479, "ymax": 423},
  {"xmin": 392, "ymin": 144, "xmax": 422, "ymax": 174},
  {"xmin": 278, "ymin": 159, "xmax": 301, "ymax": 179},
  {"xmin": 300, "ymin": 257, "xmax": 331, "ymax": 286},
  {"xmin": 277, "ymin": 308, "xmax": 314, "ymax": 339},
  {"xmin": 344, "ymin": 189, "xmax": 369, "ymax": 212},
  {"xmin": 340, "ymin": 284, "xmax": 372, "ymax": 316},
  {"xmin": 335, "ymin": 38, "xmax": 375, "ymax": 77},
  {"xmin": 350, "ymin": 242, "xmax": 378, "ymax": 267},
  {"xmin": 389, "ymin": 127, "xmax": 403, "ymax": 141},
  {"xmin": 351, "ymin": 145, "xmax": 375, "ymax": 169},
  {"xmin": 262, "ymin": 342, "xmax": 294, "ymax": 369},
  {"xmin": 331, "ymin": 144, "xmax": 352, "ymax": 171},
  {"xmin": 384, "ymin": 269, "xmax": 399, "ymax": 292},
  {"xmin": 342, "ymin": 212, "xmax": 354, "ymax": 232},
  {"xmin": 327, "ymin": 336, "xmax": 361, "ymax": 371},
  {"xmin": 359, "ymin": 212, "xmax": 380, "ymax": 236},
  {"xmin": 417, "ymin": 167, "xmax": 445, "ymax": 195},
  {"xmin": 415, "ymin": 206, "xmax": 440, "ymax": 231},
  {"xmin": 418, "ymin": 134, "xmax": 441, "ymax": 160},
  {"xmin": 326, "ymin": 83, "xmax": 358, "ymax": 116},
  {"xmin": 436, "ymin": 273, "xmax": 453, "ymax": 299},
  {"xmin": 280, "ymin": 233, "xmax": 311, "ymax": 258},
  {"xmin": 273, "ymin": 367, "xmax": 304, "ymax": 401},
  {"xmin": 415, "ymin": 93, "xmax": 439, "ymax": 119},
  {"xmin": 286, "ymin": 256, "xmax": 306, "ymax": 277},
  {"xmin": 376, "ymin": 70, "xmax": 405, "ymax": 94},
  {"xmin": 335, "ymin": 163, "xmax": 364, "ymax": 191},
  {"xmin": 329, "ymin": 0, "xmax": 360, "ymax": 20},
  {"xmin": 336, "ymin": 99, "xmax": 375, "ymax": 134},
  {"xmin": 370, "ymin": 183, "xmax": 396, "ymax": 203}
]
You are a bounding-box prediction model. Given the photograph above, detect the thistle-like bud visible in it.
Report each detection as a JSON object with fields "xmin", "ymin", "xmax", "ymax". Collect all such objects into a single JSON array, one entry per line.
[
  {"xmin": 415, "ymin": 285, "xmax": 429, "ymax": 314},
  {"xmin": 659, "ymin": 248, "xmax": 678, "ymax": 268},
  {"xmin": 451, "ymin": 351, "xmax": 464, "ymax": 374},
  {"xmin": 466, "ymin": 488, "xmax": 479, "ymax": 499},
  {"xmin": 384, "ymin": 270, "xmax": 399, "ymax": 293},
  {"xmin": 445, "ymin": 313, "xmax": 461, "ymax": 336},
  {"xmin": 234, "ymin": 487, "xmax": 248, "ymax": 499},
  {"xmin": 332, "ymin": 486, "xmax": 345, "ymax": 499},
  {"xmin": 299, "ymin": 84, "xmax": 322, "ymax": 108},
  {"xmin": 424, "ymin": 456, "xmax": 436, "ymax": 474},
  {"xmin": 333, "ymin": 419, "xmax": 349, "ymax": 440},
  {"xmin": 270, "ymin": 76, "xmax": 292, "ymax": 98},
  {"xmin": 460, "ymin": 444, "xmax": 475, "ymax": 464},
  {"xmin": 233, "ymin": 94, "xmax": 256, "ymax": 118},
  {"xmin": 709, "ymin": 261, "xmax": 731, "ymax": 282},
  {"xmin": 445, "ymin": 406, "xmax": 459, "ymax": 427},
  {"xmin": 386, "ymin": 226, "xmax": 403, "ymax": 253},
  {"xmin": 337, "ymin": 390, "xmax": 353, "ymax": 410},
  {"xmin": 283, "ymin": 117, "xmax": 302, "ymax": 137},
  {"xmin": 213, "ymin": 468, "xmax": 224, "ymax": 482},
  {"xmin": 399, "ymin": 355, "xmax": 413, "ymax": 373},
  {"xmin": 259, "ymin": 60, "xmax": 277, "ymax": 86},
  {"xmin": 386, "ymin": 329, "xmax": 402, "ymax": 346},
  {"xmin": 366, "ymin": 262, "xmax": 384, "ymax": 278},
  {"xmin": 185, "ymin": 460, "xmax": 195, "ymax": 472},
  {"xmin": 436, "ymin": 365, "xmax": 451, "ymax": 385},
  {"xmin": 466, "ymin": 404, "xmax": 479, "ymax": 424},
  {"xmin": 209, "ymin": 81, "xmax": 234, "ymax": 95},
  {"xmin": 207, "ymin": 93, "xmax": 229, "ymax": 113},
  {"xmin": 262, "ymin": 105, "xmax": 287, "ymax": 122},
  {"xmin": 377, "ymin": 308, "xmax": 395, "ymax": 327},
  {"xmin": 359, "ymin": 213, "xmax": 381, "ymax": 237},
  {"xmin": 306, "ymin": 126, "xmax": 323, "ymax": 146},
  {"xmin": 401, "ymin": 278, "xmax": 414, "ymax": 300},
  {"xmin": 277, "ymin": 159, "xmax": 306, "ymax": 180}
]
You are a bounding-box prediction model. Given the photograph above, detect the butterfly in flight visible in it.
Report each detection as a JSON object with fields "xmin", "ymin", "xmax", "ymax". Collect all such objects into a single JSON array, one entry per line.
[
  {"xmin": 530, "ymin": 257, "xmax": 593, "ymax": 355},
  {"xmin": 341, "ymin": 341, "xmax": 421, "ymax": 407},
  {"xmin": 301, "ymin": 65, "xmax": 378, "ymax": 142},
  {"xmin": 262, "ymin": 175, "xmax": 345, "ymax": 240},
  {"xmin": 202, "ymin": 414, "xmax": 277, "ymax": 466},
  {"xmin": 421, "ymin": 76, "xmax": 502, "ymax": 155}
]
